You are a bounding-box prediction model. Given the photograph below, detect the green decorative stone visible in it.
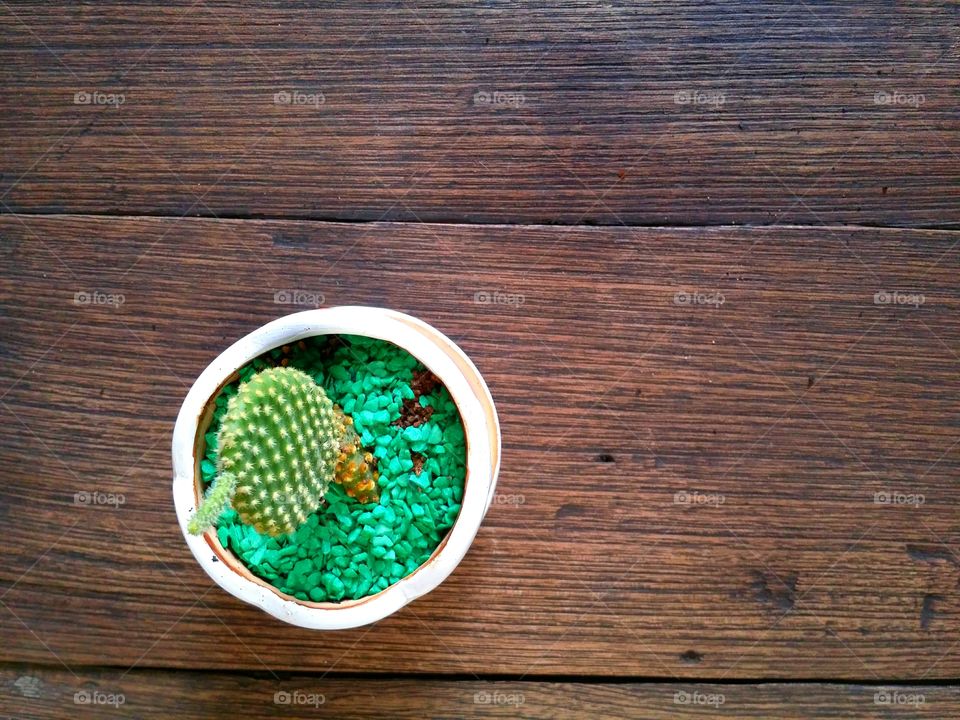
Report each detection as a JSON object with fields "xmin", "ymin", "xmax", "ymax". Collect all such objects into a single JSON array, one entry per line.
[{"xmin": 201, "ymin": 336, "xmax": 467, "ymax": 603}]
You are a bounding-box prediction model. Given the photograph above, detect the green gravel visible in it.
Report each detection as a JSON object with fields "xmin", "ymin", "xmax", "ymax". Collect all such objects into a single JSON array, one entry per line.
[{"xmin": 200, "ymin": 335, "xmax": 466, "ymax": 602}]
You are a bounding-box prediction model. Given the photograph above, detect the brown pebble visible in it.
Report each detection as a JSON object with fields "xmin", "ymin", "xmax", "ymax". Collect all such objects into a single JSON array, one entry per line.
[
  {"xmin": 411, "ymin": 451, "xmax": 426, "ymax": 476},
  {"xmin": 392, "ymin": 398, "xmax": 435, "ymax": 428},
  {"xmin": 409, "ymin": 369, "xmax": 441, "ymax": 397}
]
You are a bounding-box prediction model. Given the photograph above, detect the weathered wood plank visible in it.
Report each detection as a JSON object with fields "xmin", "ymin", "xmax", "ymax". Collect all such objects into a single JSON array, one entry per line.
[
  {"xmin": 2, "ymin": 667, "xmax": 958, "ymax": 719},
  {"xmin": 0, "ymin": 215, "xmax": 958, "ymax": 678},
  {"xmin": 0, "ymin": 2, "xmax": 957, "ymax": 225}
]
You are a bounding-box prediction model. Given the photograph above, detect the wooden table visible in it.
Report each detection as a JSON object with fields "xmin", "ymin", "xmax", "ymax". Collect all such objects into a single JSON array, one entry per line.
[{"xmin": 2, "ymin": 2, "xmax": 958, "ymax": 718}]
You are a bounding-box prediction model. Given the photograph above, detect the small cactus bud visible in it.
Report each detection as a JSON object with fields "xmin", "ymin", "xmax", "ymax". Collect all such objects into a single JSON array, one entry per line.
[{"xmin": 333, "ymin": 411, "xmax": 380, "ymax": 504}]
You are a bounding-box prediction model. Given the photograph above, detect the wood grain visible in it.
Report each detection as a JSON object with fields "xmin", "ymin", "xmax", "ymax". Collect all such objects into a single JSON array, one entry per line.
[
  {"xmin": 1, "ymin": 215, "xmax": 958, "ymax": 679},
  {"xmin": 2, "ymin": 667, "xmax": 958, "ymax": 719},
  {"xmin": 1, "ymin": 1, "xmax": 958, "ymax": 226}
]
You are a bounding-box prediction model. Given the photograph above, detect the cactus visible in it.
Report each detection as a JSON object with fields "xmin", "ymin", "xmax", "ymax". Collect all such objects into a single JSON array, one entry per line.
[
  {"xmin": 188, "ymin": 366, "xmax": 379, "ymax": 537},
  {"xmin": 334, "ymin": 415, "xmax": 380, "ymax": 503}
]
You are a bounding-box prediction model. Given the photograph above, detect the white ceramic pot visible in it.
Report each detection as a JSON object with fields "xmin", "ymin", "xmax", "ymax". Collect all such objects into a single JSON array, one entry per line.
[{"xmin": 172, "ymin": 307, "xmax": 501, "ymax": 629}]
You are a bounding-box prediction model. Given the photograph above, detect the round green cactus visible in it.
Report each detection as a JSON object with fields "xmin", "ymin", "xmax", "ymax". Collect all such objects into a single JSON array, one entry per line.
[{"xmin": 188, "ymin": 365, "xmax": 378, "ymax": 537}]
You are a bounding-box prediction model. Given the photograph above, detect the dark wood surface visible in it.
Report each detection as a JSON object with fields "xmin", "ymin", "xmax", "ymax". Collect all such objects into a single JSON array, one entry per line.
[
  {"xmin": 2, "ymin": 1, "xmax": 959, "ymax": 717},
  {"xmin": 1, "ymin": 215, "xmax": 958, "ymax": 682},
  {"xmin": 1, "ymin": 1, "xmax": 958, "ymax": 226},
  {"xmin": 2, "ymin": 667, "xmax": 958, "ymax": 719}
]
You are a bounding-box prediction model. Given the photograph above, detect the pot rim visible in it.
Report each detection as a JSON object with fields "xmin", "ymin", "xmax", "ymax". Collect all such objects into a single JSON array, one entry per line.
[{"xmin": 171, "ymin": 306, "xmax": 500, "ymax": 629}]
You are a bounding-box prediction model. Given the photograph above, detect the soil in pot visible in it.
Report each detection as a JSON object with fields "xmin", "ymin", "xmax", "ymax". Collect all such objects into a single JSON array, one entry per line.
[{"xmin": 199, "ymin": 334, "xmax": 467, "ymax": 603}]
